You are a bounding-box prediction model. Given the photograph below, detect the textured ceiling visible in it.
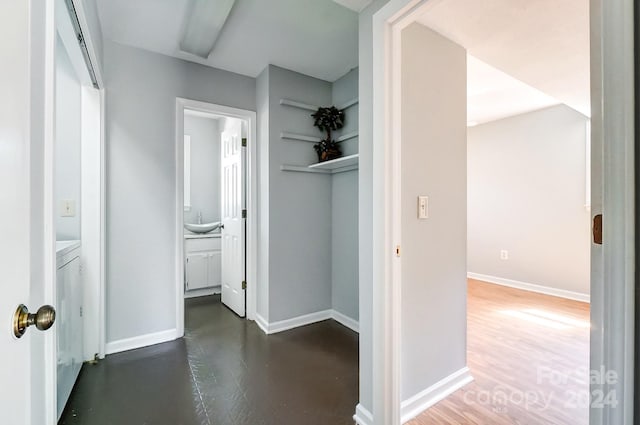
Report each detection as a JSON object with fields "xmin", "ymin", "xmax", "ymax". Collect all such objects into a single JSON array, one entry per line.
[
  {"xmin": 417, "ymin": 0, "xmax": 590, "ymax": 119},
  {"xmin": 96, "ymin": 0, "xmax": 359, "ymax": 82}
]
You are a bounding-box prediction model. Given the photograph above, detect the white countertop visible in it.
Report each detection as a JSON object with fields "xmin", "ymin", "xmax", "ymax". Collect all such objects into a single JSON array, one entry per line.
[
  {"xmin": 56, "ymin": 240, "xmax": 81, "ymax": 257},
  {"xmin": 184, "ymin": 232, "xmax": 222, "ymax": 239}
]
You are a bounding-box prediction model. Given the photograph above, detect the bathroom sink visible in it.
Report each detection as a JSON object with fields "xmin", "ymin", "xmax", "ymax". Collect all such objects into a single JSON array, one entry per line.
[{"xmin": 184, "ymin": 222, "xmax": 221, "ymax": 234}]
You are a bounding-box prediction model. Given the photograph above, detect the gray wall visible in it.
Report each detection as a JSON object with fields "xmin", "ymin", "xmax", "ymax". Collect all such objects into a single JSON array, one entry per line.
[
  {"xmin": 55, "ymin": 35, "xmax": 82, "ymax": 241},
  {"xmin": 331, "ymin": 68, "xmax": 359, "ymax": 321},
  {"xmin": 184, "ymin": 115, "xmax": 220, "ymax": 224},
  {"xmin": 401, "ymin": 23, "xmax": 467, "ymax": 400},
  {"xmin": 468, "ymin": 105, "xmax": 591, "ymax": 295},
  {"xmin": 265, "ymin": 65, "xmax": 333, "ymax": 322},
  {"xmin": 104, "ymin": 40, "xmax": 255, "ymax": 343}
]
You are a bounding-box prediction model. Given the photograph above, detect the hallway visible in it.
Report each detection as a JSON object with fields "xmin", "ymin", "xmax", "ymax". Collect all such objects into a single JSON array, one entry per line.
[{"xmin": 59, "ymin": 296, "xmax": 359, "ymax": 425}]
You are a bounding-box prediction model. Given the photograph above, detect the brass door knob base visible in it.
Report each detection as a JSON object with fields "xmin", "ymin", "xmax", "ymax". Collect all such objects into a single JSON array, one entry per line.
[{"xmin": 13, "ymin": 304, "xmax": 56, "ymax": 338}]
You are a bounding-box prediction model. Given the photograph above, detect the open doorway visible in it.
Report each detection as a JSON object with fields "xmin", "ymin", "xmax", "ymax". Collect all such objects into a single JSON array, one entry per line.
[
  {"xmin": 365, "ymin": 0, "xmax": 634, "ymax": 423},
  {"xmin": 174, "ymin": 99, "xmax": 257, "ymax": 335},
  {"xmin": 400, "ymin": 6, "xmax": 593, "ymax": 424}
]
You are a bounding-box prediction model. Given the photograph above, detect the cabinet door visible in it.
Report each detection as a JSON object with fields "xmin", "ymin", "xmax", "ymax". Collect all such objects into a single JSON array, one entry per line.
[
  {"xmin": 56, "ymin": 256, "xmax": 82, "ymax": 420},
  {"xmin": 186, "ymin": 253, "xmax": 209, "ymax": 291},
  {"xmin": 208, "ymin": 251, "xmax": 222, "ymax": 287}
]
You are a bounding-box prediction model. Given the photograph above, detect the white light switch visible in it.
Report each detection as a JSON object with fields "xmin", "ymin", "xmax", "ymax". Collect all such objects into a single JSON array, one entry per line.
[
  {"xmin": 418, "ymin": 196, "xmax": 429, "ymax": 219},
  {"xmin": 60, "ymin": 200, "xmax": 76, "ymax": 217}
]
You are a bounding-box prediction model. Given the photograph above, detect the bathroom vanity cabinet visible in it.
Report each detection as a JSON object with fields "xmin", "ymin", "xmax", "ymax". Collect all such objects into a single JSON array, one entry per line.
[{"xmin": 185, "ymin": 234, "xmax": 222, "ymax": 293}]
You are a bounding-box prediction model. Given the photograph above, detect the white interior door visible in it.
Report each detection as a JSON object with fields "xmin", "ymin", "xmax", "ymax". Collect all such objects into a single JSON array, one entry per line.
[
  {"xmin": 220, "ymin": 121, "xmax": 246, "ymax": 316},
  {"xmin": 1, "ymin": 1, "xmax": 56, "ymax": 424}
]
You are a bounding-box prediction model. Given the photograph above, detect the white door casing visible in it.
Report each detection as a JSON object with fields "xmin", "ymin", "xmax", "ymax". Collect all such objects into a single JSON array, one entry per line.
[
  {"xmin": 370, "ymin": 0, "xmax": 634, "ymax": 424},
  {"xmin": 221, "ymin": 124, "xmax": 246, "ymax": 317}
]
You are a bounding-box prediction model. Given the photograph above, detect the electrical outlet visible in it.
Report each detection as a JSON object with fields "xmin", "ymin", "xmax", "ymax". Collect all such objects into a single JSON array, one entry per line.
[
  {"xmin": 60, "ymin": 200, "xmax": 76, "ymax": 217},
  {"xmin": 500, "ymin": 250, "xmax": 509, "ymax": 260}
]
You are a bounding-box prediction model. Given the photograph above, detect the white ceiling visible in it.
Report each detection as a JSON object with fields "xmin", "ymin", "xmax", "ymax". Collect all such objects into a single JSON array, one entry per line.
[
  {"xmin": 96, "ymin": 0, "xmax": 359, "ymax": 82},
  {"xmin": 467, "ymin": 55, "xmax": 560, "ymax": 125},
  {"xmin": 417, "ymin": 0, "xmax": 590, "ymax": 119}
]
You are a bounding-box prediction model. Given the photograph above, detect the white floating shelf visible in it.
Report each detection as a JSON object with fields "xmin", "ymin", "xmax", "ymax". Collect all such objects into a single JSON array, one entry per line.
[
  {"xmin": 309, "ymin": 154, "xmax": 359, "ymax": 170},
  {"xmin": 281, "ymin": 154, "xmax": 359, "ymax": 175},
  {"xmin": 280, "ymin": 165, "xmax": 331, "ymax": 174},
  {"xmin": 280, "ymin": 99, "xmax": 318, "ymax": 112},
  {"xmin": 337, "ymin": 131, "xmax": 358, "ymax": 142},
  {"xmin": 281, "ymin": 131, "xmax": 358, "ymax": 143},
  {"xmin": 281, "ymin": 132, "xmax": 321, "ymax": 143},
  {"xmin": 280, "ymin": 97, "xmax": 359, "ymax": 112},
  {"xmin": 338, "ymin": 98, "xmax": 359, "ymax": 110}
]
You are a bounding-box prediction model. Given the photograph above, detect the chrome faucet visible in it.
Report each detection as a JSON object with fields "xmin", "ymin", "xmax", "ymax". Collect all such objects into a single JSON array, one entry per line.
[{"xmin": 197, "ymin": 211, "xmax": 202, "ymax": 224}]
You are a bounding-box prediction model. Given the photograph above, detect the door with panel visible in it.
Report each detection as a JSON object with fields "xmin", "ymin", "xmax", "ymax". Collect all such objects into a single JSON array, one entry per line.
[{"xmin": 220, "ymin": 120, "xmax": 246, "ymax": 317}]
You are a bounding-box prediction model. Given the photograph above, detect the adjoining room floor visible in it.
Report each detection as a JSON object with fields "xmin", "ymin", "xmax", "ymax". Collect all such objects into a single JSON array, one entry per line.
[
  {"xmin": 409, "ymin": 279, "xmax": 590, "ymax": 425},
  {"xmin": 59, "ymin": 295, "xmax": 359, "ymax": 425}
]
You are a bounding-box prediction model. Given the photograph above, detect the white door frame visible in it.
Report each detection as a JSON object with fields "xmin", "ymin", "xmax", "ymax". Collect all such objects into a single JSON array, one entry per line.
[
  {"xmin": 371, "ymin": 0, "xmax": 635, "ymax": 424},
  {"xmin": 175, "ymin": 98, "xmax": 258, "ymax": 336}
]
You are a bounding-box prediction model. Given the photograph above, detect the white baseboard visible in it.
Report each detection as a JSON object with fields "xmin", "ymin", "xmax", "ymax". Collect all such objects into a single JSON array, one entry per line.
[
  {"xmin": 256, "ymin": 309, "xmax": 360, "ymax": 335},
  {"xmin": 255, "ymin": 313, "xmax": 270, "ymax": 334},
  {"xmin": 401, "ymin": 367, "xmax": 473, "ymax": 423},
  {"xmin": 105, "ymin": 328, "xmax": 178, "ymax": 355},
  {"xmin": 332, "ymin": 310, "xmax": 360, "ymax": 333},
  {"xmin": 257, "ymin": 310, "xmax": 332, "ymax": 334},
  {"xmin": 184, "ymin": 286, "xmax": 221, "ymax": 299},
  {"xmin": 353, "ymin": 403, "xmax": 374, "ymax": 425},
  {"xmin": 468, "ymin": 272, "xmax": 590, "ymax": 303}
]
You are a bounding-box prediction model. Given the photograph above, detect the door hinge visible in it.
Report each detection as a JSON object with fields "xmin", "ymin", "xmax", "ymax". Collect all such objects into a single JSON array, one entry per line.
[
  {"xmin": 80, "ymin": 306, "xmax": 83, "ymax": 317},
  {"xmin": 242, "ymin": 280, "xmax": 247, "ymax": 290},
  {"xmin": 242, "ymin": 138, "xmax": 247, "ymax": 147},
  {"xmin": 242, "ymin": 209, "xmax": 247, "ymax": 219}
]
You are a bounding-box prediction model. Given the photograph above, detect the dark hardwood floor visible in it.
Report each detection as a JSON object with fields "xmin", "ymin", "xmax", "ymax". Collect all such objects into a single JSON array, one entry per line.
[
  {"xmin": 59, "ymin": 295, "xmax": 359, "ymax": 425},
  {"xmin": 409, "ymin": 279, "xmax": 590, "ymax": 425}
]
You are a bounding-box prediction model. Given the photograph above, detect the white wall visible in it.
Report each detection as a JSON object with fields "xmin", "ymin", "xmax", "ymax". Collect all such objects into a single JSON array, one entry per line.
[
  {"xmin": 256, "ymin": 67, "xmax": 270, "ymax": 321},
  {"xmin": 358, "ymin": 0, "xmax": 390, "ymax": 414},
  {"xmin": 184, "ymin": 115, "xmax": 220, "ymax": 224},
  {"xmin": 401, "ymin": 22, "xmax": 468, "ymax": 401},
  {"xmin": 331, "ymin": 68, "xmax": 359, "ymax": 322},
  {"xmin": 55, "ymin": 35, "xmax": 82, "ymax": 241},
  {"xmin": 104, "ymin": 40, "xmax": 255, "ymax": 344},
  {"xmin": 467, "ymin": 105, "xmax": 591, "ymax": 296}
]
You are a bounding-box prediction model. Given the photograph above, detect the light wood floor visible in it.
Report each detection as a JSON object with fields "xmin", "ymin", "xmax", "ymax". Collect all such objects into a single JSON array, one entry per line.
[{"xmin": 408, "ymin": 279, "xmax": 590, "ymax": 425}]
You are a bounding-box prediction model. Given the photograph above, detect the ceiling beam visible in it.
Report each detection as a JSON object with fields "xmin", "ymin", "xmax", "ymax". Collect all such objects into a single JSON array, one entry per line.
[
  {"xmin": 332, "ymin": 0, "xmax": 372, "ymax": 13},
  {"xmin": 180, "ymin": 0, "xmax": 237, "ymax": 59}
]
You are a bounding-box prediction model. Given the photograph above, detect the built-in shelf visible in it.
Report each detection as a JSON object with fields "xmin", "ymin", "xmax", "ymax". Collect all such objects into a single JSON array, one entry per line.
[
  {"xmin": 280, "ymin": 97, "xmax": 359, "ymax": 112},
  {"xmin": 281, "ymin": 154, "xmax": 359, "ymax": 175},
  {"xmin": 337, "ymin": 131, "xmax": 358, "ymax": 142},
  {"xmin": 309, "ymin": 154, "xmax": 359, "ymax": 170},
  {"xmin": 281, "ymin": 132, "xmax": 321, "ymax": 143},
  {"xmin": 281, "ymin": 131, "xmax": 358, "ymax": 143},
  {"xmin": 338, "ymin": 98, "xmax": 359, "ymax": 110},
  {"xmin": 279, "ymin": 99, "xmax": 318, "ymax": 112}
]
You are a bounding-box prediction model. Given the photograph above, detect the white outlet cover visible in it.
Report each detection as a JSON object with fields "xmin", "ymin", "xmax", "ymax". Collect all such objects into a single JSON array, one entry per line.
[{"xmin": 60, "ymin": 200, "xmax": 76, "ymax": 217}]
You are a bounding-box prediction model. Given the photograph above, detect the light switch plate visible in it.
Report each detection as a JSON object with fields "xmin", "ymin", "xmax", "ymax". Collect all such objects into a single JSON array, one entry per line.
[
  {"xmin": 60, "ymin": 200, "xmax": 76, "ymax": 217},
  {"xmin": 418, "ymin": 196, "xmax": 429, "ymax": 219}
]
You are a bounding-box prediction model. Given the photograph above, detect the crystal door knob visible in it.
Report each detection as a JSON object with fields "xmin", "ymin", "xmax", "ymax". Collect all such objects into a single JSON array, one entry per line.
[{"xmin": 13, "ymin": 304, "xmax": 56, "ymax": 338}]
